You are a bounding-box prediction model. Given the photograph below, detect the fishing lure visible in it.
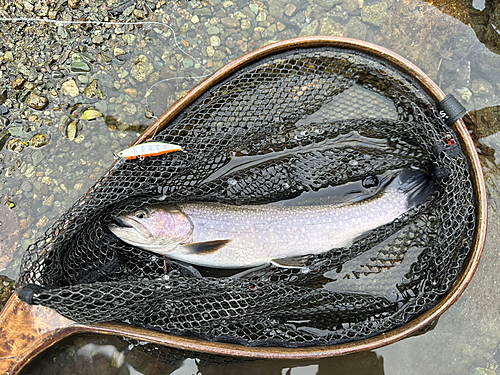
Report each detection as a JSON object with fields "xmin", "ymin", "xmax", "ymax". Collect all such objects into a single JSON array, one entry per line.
[{"xmin": 116, "ymin": 142, "xmax": 183, "ymax": 160}]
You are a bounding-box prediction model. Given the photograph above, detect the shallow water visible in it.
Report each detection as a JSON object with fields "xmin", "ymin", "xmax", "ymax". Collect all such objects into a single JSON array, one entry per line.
[{"xmin": 1, "ymin": 0, "xmax": 500, "ymax": 373}]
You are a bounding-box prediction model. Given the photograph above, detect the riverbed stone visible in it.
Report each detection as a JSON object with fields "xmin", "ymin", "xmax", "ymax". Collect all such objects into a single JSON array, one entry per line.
[
  {"xmin": 361, "ymin": 2, "xmax": 388, "ymax": 26},
  {"xmin": 26, "ymin": 92, "xmax": 49, "ymax": 110}
]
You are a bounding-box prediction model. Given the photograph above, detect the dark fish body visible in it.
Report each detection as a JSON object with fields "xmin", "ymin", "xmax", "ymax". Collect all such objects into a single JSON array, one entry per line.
[{"xmin": 109, "ymin": 170, "xmax": 435, "ymax": 268}]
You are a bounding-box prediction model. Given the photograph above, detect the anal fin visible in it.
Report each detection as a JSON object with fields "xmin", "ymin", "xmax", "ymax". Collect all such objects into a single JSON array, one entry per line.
[
  {"xmin": 181, "ymin": 239, "xmax": 232, "ymax": 255},
  {"xmin": 271, "ymin": 256, "xmax": 310, "ymax": 273}
]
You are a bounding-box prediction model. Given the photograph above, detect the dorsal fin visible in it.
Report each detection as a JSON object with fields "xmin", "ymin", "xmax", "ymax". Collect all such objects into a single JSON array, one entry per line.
[{"xmin": 181, "ymin": 239, "xmax": 232, "ymax": 255}]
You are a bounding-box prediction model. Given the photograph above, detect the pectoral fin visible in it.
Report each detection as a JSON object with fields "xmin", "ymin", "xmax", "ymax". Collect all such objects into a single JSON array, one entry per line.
[{"xmin": 181, "ymin": 239, "xmax": 232, "ymax": 255}]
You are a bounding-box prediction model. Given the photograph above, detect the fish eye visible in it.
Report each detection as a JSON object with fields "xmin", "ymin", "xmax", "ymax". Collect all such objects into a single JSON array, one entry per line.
[{"xmin": 134, "ymin": 209, "xmax": 148, "ymax": 219}]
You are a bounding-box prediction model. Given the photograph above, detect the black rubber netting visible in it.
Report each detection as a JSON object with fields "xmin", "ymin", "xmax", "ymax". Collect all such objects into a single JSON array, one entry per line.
[{"xmin": 15, "ymin": 47, "xmax": 476, "ymax": 348}]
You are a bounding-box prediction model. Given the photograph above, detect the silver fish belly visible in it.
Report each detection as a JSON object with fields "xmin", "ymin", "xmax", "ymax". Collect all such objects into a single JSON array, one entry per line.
[{"xmin": 169, "ymin": 194, "xmax": 407, "ymax": 267}]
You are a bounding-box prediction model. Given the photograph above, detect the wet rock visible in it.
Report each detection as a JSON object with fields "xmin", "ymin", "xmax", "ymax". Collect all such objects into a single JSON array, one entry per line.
[
  {"xmin": 67, "ymin": 121, "xmax": 77, "ymax": 140},
  {"xmin": 71, "ymin": 61, "xmax": 91, "ymax": 73},
  {"xmin": 345, "ymin": 17, "xmax": 369, "ymax": 39},
  {"xmin": 284, "ymin": 4, "xmax": 296, "ymax": 16},
  {"xmin": 133, "ymin": 9, "xmax": 145, "ymax": 19},
  {"xmin": 320, "ymin": 19, "xmax": 345, "ymax": 36},
  {"xmin": 7, "ymin": 138, "xmax": 24, "ymax": 153},
  {"xmin": 241, "ymin": 19, "xmax": 252, "ymax": 30},
  {"xmin": 123, "ymin": 104, "xmax": 137, "ymax": 116},
  {"xmin": 471, "ymin": 368, "xmax": 497, "ymax": 375},
  {"xmin": 221, "ymin": 17, "xmax": 239, "ymax": 28},
  {"xmin": 472, "ymin": 79, "xmax": 494, "ymax": 96},
  {"xmin": 68, "ymin": 0, "xmax": 79, "ymax": 8},
  {"xmin": 343, "ymin": 0, "xmax": 360, "ymax": 13},
  {"xmin": 43, "ymin": 194, "xmax": 54, "ymax": 207},
  {"xmin": 361, "ymin": 2, "xmax": 388, "ymax": 26},
  {"xmin": 3, "ymin": 51, "xmax": 14, "ymax": 62},
  {"xmin": 83, "ymin": 79, "xmax": 99, "ymax": 98},
  {"xmin": 62, "ymin": 79, "xmax": 79, "ymax": 97},
  {"xmin": 0, "ymin": 197, "xmax": 20, "ymax": 270},
  {"xmin": 18, "ymin": 89, "xmax": 31, "ymax": 103},
  {"xmin": 131, "ymin": 55, "xmax": 154, "ymax": 83},
  {"xmin": 299, "ymin": 20, "xmax": 319, "ymax": 36},
  {"xmin": 21, "ymin": 179, "xmax": 33, "ymax": 192},
  {"xmin": 31, "ymin": 149, "xmax": 45, "ymax": 165},
  {"xmin": 124, "ymin": 88, "xmax": 137, "ymax": 98},
  {"xmin": 11, "ymin": 75, "xmax": 26, "ymax": 90},
  {"xmin": 113, "ymin": 47, "xmax": 127, "ymax": 57},
  {"xmin": 0, "ymin": 88, "xmax": 7, "ymax": 105},
  {"xmin": 30, "ymin": 133, "xmax": 49, "ymax": 149},
  {"xmin": 249, "ymin": 3, "xmax": 259, "ymax": 14},
  {"xmin": 210, "ymin": 36, "xmax": 221, "ymax": 47},
  {"xmin": 455, "ymin": 87, "xmax": 472, "ymax": 102},
  {"xmin": 182, "ymin": 59, "xmax": 194, "ymax": 69},
  {"xmin": 0, "ymin": 115, "xmax": 9, "ymax": 128},
  {"xmin": 36, "ymin": 216, "xmax": 48, "ymax": 228},
  {"xmin": 26, "ymin": 92, "xmax": 49, "ymax": 110},
  {"xmin": 92, "ymin": 33, "xmax": 104, "ymax": 45},
  {"xmin": 316, "ymin": 0, "xmax": 342, "ymax": 11},
  {"xmin": 207, "ymin": 25, "xmax": 220, "ymax": 35},
  {"xmin": 82, "ymin": 109, "xmax": 102, "ymax": 121}
]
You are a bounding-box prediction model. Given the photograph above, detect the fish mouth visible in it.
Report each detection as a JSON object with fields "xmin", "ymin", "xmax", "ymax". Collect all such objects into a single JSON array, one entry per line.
[
  {"xmin": 108, "ymin": 216, "xmax": 145, "ymax": 238},
  {"xmin": 112, "ymin": 216, "xmax": 134, "ymax": 228}
]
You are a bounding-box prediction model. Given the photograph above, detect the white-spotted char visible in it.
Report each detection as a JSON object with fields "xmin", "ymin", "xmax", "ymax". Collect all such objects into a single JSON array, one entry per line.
[{"xmin": 109, "ymin": 169, "xmax": 435, "ymax": 268}]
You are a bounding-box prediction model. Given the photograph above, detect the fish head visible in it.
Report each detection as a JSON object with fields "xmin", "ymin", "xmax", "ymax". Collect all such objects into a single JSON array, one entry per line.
[{"xmin": 108, "ymin": 204, "xmax": 193, "ymax": 253}]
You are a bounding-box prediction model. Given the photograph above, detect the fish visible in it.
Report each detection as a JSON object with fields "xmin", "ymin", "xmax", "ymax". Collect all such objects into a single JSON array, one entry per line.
[
  {"xmin": 108, "ymin": 169, "xmax": 436, "ymax": 269},
  {"xmin": 116, "ymin": 142, "xmax": 182, "ymax": 160}
]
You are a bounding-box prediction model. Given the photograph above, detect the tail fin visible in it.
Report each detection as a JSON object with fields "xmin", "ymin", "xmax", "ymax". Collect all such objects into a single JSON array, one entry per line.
[{"xmin": 390, "ymin": 169, "xmax": 437, "ymax": 209}]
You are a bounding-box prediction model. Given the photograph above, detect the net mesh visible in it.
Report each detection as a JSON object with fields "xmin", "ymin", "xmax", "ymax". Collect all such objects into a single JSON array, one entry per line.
[{"xmin": 15, "ymin": 47, "xmax": 475, "ymax": 348}]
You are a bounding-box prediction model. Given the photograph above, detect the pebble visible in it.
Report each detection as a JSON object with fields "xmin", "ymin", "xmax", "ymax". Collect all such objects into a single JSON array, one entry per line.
[
  {"xmin": 36, "ymin": 216, "xmax": 48, "ymax": 228},
  {"xmin": 7, "ymin": 138, "xmax": 24, "ymax": 153},
  {"xmin": 124, "ymin": 88, "xmax": 137, "ymax": 98},
  {"xmin": 67, "ymin": 121, "xmax": 77, "ymax": 140},
  {"xmin": 207, "ymin": 46, "xmax": 215, "ymax": 57},
  {"xmin": 26, "ymin": 92, "xmax": 49, "ymax": 110},
  {"xmin": 21, "ymin": 180, "xmax": 32, "ymax": 192},
  {"xmin": 210, "ymin": 36, "xmax": 221, "ymax": 47},
  {"xmin": 83, "ymin": 79, "xmax": 99, "ymax": 98},
  {"xmin": 31, "ymin": 149, "xmax": 45, "ymax": 165},
  {"xmin": 71, "ymin": 61, "xmax": 91, "ymax": 73},
  {"xmin": 472, "ymin": 79, "xmax": 494, "ymax": 95},
  {"xmin": 284, "ymin": 0, "xmax": 294, "ymax": 17},
  {"xmin": 3, "ymin": 51, "xmax": 14, "ymax": 62},
  {"xmin": 82, "ymin": 109, "xmax": 102, "ymax": 121},
  {"xmin": 11, "ymin": 75, "xmax": 26, "ymax": 90},
  {"xmin": 43, "ymin": 194, "xmax": 54, "ymax": 206},
  {"xmin": 241, "ymin": 19, "xmax": 252, "ymax": 30},
  {"xmin": 221, "ymin": 17, "xmax": 240, "ymax": 28},
  {"xmin": 249, "ymin": 4, "xmax": 259, "ymax": 14},
  {"xmin": 68, "ymin": 0, "xmax": 79, "ymax": 9},
  {"xmin": 62, "ymin": 79, "xmax": 79, "ymax": 97},
  {"xmin": 74, "ymin": 183, "xmax": 83, "ymax": 190},
  {"xmin": 0, "ymin": 115, "xmax": 9, "ymax": 128},
  {"xmin": 130, "ymin": 55, "xmax": 154, "ymax": 82},
  {"xmin": 299, "ymin": 20, "xmax": 319, "ymax": 36},
  {"xmin": 0, "ymin": 88, "xmax": 7, "ymax": 104},
  {"xmin": 24, "ymin": 165, "xmax": 36, "ymax": 178},
  {"xmin": 30, "ymin": 133, "xmax": 49, "ymax": 149},
  {"xmin": 207, "ymin": 26, "xmax": 220, "ymax": 35},
  {"xmin": 41, "ymin": 176, "xmax": 52, "ymax": 185}
]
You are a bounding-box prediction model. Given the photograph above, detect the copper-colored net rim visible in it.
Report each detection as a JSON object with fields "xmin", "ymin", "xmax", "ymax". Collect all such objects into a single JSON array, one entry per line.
[{"xmin": 1, "ymin": 37, "xmax": 487, "ymax": 368}]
